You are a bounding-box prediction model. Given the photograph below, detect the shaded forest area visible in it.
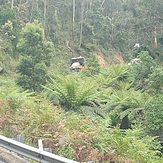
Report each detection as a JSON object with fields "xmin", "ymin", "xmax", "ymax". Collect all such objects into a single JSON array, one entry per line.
[
  {"xmin": 0, "ymin": 0, "xmax": 163, "ymax": 163},
  {"xmin": 1, "ymin": 0, "xmax": 163, "ymax": 62}
]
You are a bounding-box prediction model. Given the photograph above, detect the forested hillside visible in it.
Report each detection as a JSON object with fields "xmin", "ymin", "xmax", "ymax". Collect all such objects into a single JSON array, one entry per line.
[
  {"xmin": 1, "ymin": 0, "xmax": 163, "ymax": 64},
  {"xmin": 0, "ymin": 0, "xmax": 163, "ymax": 163}
]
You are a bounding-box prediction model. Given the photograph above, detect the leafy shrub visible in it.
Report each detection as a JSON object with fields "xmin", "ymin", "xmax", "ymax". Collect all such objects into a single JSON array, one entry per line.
[
  {"xmin": 82, "ymin": 52, "xmax": 100, "ymax": 76},
  {"xmin": 144, "ymin": 93, "xmax": 163, "ymax": 141},
  {"xmin": 129, "ymin": 51, "xmax": 156, "ymax": 90},
  {"xmin": 112, "ymin": 129, "xmax": 162, "ymax": 163},
  {"xmin": 0, "ymin": 7, "xmax": 15, "ymax": 26},
  {"xmin": 93, "ymin": 122, "xmax": 163, "ymax": 163},
  {"xmin": 132, "ymin": 46, "xmax": 152, "ymax": 59},
  {"xmin": 147, "ymin": 66, "xmax": 163, "ymax": 94},
  {"xmin": 16, "ymin": 20, "xmax": 53, "ymax": 91}
]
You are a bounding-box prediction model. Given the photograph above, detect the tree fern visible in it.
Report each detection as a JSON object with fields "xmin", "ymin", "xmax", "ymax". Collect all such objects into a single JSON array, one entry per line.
[
  {"xmin": 108, "ymin": 64, "xmax": 129, "ymax": 81},
  {"xmin": 0, "ymin": 81, "xmax": 34, "ymax": 110},
  {"xmin": 103, "ymin": 89, "xmax": 150, "ymax": 126},
  {"xmin": 43, "ymin": 74, "xmax": 98, "ymax": 111}
]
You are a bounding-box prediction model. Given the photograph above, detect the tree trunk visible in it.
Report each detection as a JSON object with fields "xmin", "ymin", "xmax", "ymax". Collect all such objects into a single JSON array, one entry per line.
[
  {"xmin": 11, "ymin": 0, "xmax": 14, "ymax": 9},
  {"xmin": 100, "ymin": 0, "xmax": 106, "ymax": 8},
  {"xmin": 79, "ymin": 0, "xmax": 85, "ymax": 47},
  {"xmin": 16, "ymin": 0, "xmax": 22, "ymax": 18},
  {"xmin": 44, "ymin": 0, "xmax": 47, "ymax": 27},
  {"xmin": 154, "ymin": 26, "xmax": 157, "ymax": 48},
  {"xmin": 120, "ymin": 115, "xmax": 130, "ymax": 129},
  {"xmin": 89, "ymin": 0, "xmax": 92, "ymax": 10},
  {"xmin": 72, "ymin": 0, "xmax": 75, "ymax": 39},
  {"xmin": 29, "ymin": 2, "xmax": 34, "ymax": 22}
]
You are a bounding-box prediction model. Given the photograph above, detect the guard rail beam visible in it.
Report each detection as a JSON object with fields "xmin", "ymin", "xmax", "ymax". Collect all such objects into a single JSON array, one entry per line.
[{"xmin": 0, "ymin": 135, "xmax": 79, "ymax": 163}]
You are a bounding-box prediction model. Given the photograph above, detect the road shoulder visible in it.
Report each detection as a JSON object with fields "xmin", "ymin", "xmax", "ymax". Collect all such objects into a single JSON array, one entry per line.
[{"xmin": 0, "ymin": 147, "xmax": 29, "ymax": 163}]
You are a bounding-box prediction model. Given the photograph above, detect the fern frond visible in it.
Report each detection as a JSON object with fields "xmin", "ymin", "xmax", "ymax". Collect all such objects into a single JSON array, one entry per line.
[
  {"xmin": 108, "ymin": 64, "xmax": 129, "ymax": 80},
  {"xmin": 118, "ymin": 108, "xmax": 133, "ymax": 120},
  {"xmin": 81, "ymin": 106, "xmax": 105, "ymax": 119}
]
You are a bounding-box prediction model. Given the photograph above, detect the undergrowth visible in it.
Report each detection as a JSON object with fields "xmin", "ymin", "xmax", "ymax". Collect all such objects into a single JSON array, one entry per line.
[{"xmin": 0, "ymin": 77, "xmax": 162, "ymax": 163}]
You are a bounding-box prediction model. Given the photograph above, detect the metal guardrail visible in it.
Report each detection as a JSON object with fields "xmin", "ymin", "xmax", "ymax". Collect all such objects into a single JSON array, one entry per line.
[{"xmin": 0, "ymin": 135, "xmax": 79, "ymax": 163}]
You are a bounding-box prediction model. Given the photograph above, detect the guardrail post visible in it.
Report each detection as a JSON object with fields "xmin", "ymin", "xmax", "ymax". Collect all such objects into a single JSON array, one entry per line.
[
  {"xmin": 16, "ymin": 134, "xmax": 25, "ymax": 143},
  {"xmin": 38, "ymin": 139, "xmax": 43, "ymax": 151},
  {"xmin": 43, "ymin": 148, "xmax": 52, "ymax": 153}
]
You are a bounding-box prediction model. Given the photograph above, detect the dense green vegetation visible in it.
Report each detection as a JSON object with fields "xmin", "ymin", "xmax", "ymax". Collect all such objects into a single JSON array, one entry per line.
[
  {"xmin": 0, "ymin": 0, "xmax": 163, "ymax": 163},
  {"xmin": 16, "ymin": 20, "xmax": 54, "ymax": 91}
]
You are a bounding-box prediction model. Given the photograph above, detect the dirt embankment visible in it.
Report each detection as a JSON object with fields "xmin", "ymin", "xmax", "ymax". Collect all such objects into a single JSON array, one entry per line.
[{"xmin": 95, "ymin": 51, "xmax": 125, "ymax": 67}]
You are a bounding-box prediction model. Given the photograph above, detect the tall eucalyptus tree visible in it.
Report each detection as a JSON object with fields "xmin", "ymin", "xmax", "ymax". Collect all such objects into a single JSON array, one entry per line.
[
  {"xmin": 72, "ymin": 0, "xmax": 75, "ymax": 39},
  {"xmin": 11, "ymin": 0, "xmax": 14, "ymax": 9},
  {"xmin": 43, "ymin": 0, "xmax": 47, "ymax": 27},
  {"xmin": 2, "ymin": 0, "xmax": 163, "ymax": 60},
  {"xmin": 79, "ymin": 0, "xmax": 85, "ymax": 47}
]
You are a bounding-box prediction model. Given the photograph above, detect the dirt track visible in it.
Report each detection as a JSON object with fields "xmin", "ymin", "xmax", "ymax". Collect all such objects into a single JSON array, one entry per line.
[{"xmin": 0, "ymin": 147, "xmax": 29, "ymax": 163}]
